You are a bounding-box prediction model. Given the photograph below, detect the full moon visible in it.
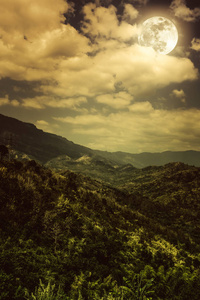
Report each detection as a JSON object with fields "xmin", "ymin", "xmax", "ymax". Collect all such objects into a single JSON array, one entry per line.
[{"xmin": 138, "ymin": 16, "xmax": 178, "ymax": 55}]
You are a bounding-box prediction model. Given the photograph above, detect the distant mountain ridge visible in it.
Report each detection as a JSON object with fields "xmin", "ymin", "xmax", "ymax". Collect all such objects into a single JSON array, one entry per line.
[
  {"xmin": 1, "ymin": 113, "xmax": 200, "ymax": 172},
  {"xmin": 0, "ymin": 113, "xmax": 93, "ymax": 163},
  {"xmin": 94, "ymin": 149, "xmax": 200, "ymax": 168}
]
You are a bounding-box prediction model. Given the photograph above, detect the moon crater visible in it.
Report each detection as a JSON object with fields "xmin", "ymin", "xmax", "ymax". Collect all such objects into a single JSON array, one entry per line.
[{"xmin": 138, "ymin": 17, "xmax": 178, "ymax": 55}]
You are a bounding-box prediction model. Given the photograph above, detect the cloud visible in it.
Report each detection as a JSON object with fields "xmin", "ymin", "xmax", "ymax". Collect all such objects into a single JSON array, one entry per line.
[
  {"xmin": 10, "ymin": 100, "xmax": 20, "ymax": 107},
  {"xmin": 191, "ymin": 38, "xmax": 200, "ymax": 51},
  {"xmin": 0, "ymin": 24, "xmax": 90, "ymax": 81},
  {"xmin": 122, "ymin": 4, "xmax": 139, "ymax": 23},
  {"xmin": 54, "ymin": 105, "xmax": 200, "ymax": 153},
  {"xmin": 171, "ymin": 89, "xmax": 185, "ymax": 98},
  {"xmin": 54, "ymin": 114, "xmax": 105, "ymax": 126},
  {"xmin": 98, "ymin": 45, "xmax": 198, "ymax": 96},
  {"xmin": 37, "ymin": 43, "xmax": 198, "ymax": 102},
  {"xmin": 128, "ymin": 101, "xmax": 154, "ymax": 113},
  {"xmin": 36, "ymin": 120, "xmax": 49, "ymax": 126},
  {"xmin": 170, "ymin": 0, "xmax": 200, "ymax": 22},
  {"xmin": 32, "ymin": 4, "xmax": 198, "ymax": 101},
  {"xmin": 22, "ymin": 97, "xmax": 44, "ymax": 109},
  {"xmin": 0, "ymin": 0, "xmax": 71, "ymax": 38},
  {"xmin": 96, "ymin": 92, "xmax": 133, "ymax": 109},
  {"xmin": 21, "ymin": 96, "xmax": 87, "ymax": 109},
  {"xmin": 0, "ymin": 0, "xmax": 198, "ymax": 103},
  {"xmin": 171, "ymin": 89, "xmax": 186, "ymax": 103},
  {"xmin": 0, "ymin": 95, "xmax": 20, "ymax": 106},
  {"xmin": 0, "ymin": 1, "xmax": 90, "ymax": 81},
  {"xmin": 35, "ymin": 119, "xmax": 60, "ymax": 134},
  {"xmin": 0, "ymin": 97, "xmax": 9, "ymax": 106},
  {"xmin": 41, "ymin": 25, "xmax": 90, "ymax": 59},
  {"xmin": 81, "ymin": 3, "xmax": 139, "ymax": 42}
]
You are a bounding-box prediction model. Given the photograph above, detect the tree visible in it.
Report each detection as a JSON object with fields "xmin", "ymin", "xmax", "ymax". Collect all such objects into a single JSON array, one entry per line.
[{"xmin": 0, "ymin": 145, "xmax": 9, "ymax": 160}]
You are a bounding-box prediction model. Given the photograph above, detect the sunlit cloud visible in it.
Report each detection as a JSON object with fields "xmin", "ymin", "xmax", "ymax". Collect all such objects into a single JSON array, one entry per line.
[
  {"xmin": 81, "ymin": 3, "xmax": 139, "ymax": 42},
  {"xmin": 35, "ymin": 119, "xmax": 59, "ymax": 134},
  {"xmin": 21, "ymin": 96, "xmax": 87, "ymax": 109},
  {"xmin": 96, "ymin": 92, "xmax": 133, "ymax": 109},
  {"xmin": 36, "ymin": 120, "xmax": 49, "ymax": 126},
  {"xmin": 0, "ymin": 0, "xmax": 198, "ymax": 100},
  {"xmin": 128, "ymin": 101, "xmax": 153, "ymax": 113},
  {"xmin": 0, "ymin": 0, "xmax": 71, "ymax": 38},
  {"xmin": 54, "ymin": 114, "xmax": 106, "ymax": 126},
  {"xmin": 54, "ymin": 106, "xmax": 200, "ymax": 153},
  {"xmin": 0, "ymin": 0, "xmax": 89, "ymax": 82},
  {"xmin": 0, "ymin": 97, "xmax": 9, "ymax": 106},
  {"xmin": 122, "ymin": 4, "xmax": 139, "ymax": 23},
  {"xmin": 171, "ymin": 89, "xmax": 186, "ymax": 103},
  {"xmin": 36, "ymin": 43, "xmax": 198, "ymax": 102},
  {"xmin": 0, "ymin": 95, "xmax": 20, "ymax": 107},
  {"xmin": 191, "ymin": 38, "xmax": 200, "ymax": 51}
]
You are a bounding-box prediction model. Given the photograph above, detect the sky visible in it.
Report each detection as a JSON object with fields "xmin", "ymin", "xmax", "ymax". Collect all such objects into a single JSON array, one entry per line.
[{"xmin": 0, "ymin": 0, "xmax": 200, "ymax": 154}]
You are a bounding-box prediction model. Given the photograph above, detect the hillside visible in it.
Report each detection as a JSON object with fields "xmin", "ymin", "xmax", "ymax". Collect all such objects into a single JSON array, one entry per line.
[
  {"xmin": 0, "ymin": 113, "xmax": 93, "ymax": 163},
  {"xmin": 1, "ymin": 159, "xmax": 200, "ymax": 299},
  {"xmin": 1, "ymin": 114, "xmax": 200, "ymax": 172}
]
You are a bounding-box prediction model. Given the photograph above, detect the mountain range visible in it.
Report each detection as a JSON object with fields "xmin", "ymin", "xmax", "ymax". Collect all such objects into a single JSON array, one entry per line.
[
  {"xmin": 1, "ymin": 113, "xmax": 200, "ymax": 298},
  {"xmin": 1, "ymin": 113, "xmax": 200, "ymax": 181},
  {"xmin": 1, "ymin": 152, "xmax": 200, "ymax": 299}
]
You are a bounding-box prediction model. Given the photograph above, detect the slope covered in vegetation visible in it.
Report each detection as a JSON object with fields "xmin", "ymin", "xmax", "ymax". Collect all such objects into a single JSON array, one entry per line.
[{"xmin": 0, "ymin": 160, "xmax": 200, "ymax": 299}]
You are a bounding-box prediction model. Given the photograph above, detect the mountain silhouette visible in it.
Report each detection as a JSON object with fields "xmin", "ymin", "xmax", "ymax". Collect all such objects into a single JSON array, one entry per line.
[{"xmin": 1, "ymin": 113, "xmax": 200, "ymax": 172}]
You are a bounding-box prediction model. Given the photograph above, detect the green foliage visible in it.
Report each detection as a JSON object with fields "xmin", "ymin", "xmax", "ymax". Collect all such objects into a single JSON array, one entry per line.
[
  {"xmin": 24, "ymin": 279, "xmax": 67, "ymax": 300},
  {"xmin": 1, "ymin": 160, "xmax": 200, "ymax": 299}
]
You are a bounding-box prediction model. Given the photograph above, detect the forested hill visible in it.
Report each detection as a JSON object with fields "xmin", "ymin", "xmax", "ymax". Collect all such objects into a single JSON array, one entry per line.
[
  {"xmin": 0, "ymin": 113, "xmax": 93, "ymax": 163},
  {"xmin": 1, "ymin": 159, "xmax": 200, "ymax": 299}
]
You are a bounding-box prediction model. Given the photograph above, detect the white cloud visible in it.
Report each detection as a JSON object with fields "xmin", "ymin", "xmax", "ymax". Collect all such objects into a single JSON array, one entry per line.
[
  {"xmin": 171, "ymin": 89, "xmax": 186, "ymax": 103},
  {"xmin": 170, "ymin": 0, "xmax": 200, "ymax": 22},
  {"xmin": 94, "ymin": 45, "xmax": 198, "ymax": 96},
  {"xmin": 35, "ymin": 119, "xmax": 59, "ymax": 134},
  {"xmin": 122, "ymin": 4, "xmax": 139, "ymax": 23},
  {"xmin": 171, "ymin": 89, "xmax": 185, "ymax": 98},
  {"xmin": 96, "ymin": 92, "xmax": 133, "ymax": 109},
  {"xmin": 54, "ymin": 106, "xmax": 200, "ymax": 153},
  {"xmin": 81, "ymin": 3, "xmax": 139, "ymax": 42},
  {"xmin": 0, "ymin": 24, "xmax": 90, "ymax": 81},
  {"xmin": 54, "ymin": 114, "xmax": 105, "ymax": 126},
  {"xmin": 0, "ymin": 0, "xmax": 71, "ymax": 38},
  {"xmin": 22, "ymin": 98, "xmax": 44, "ymax": 109},
  {"xmin": 191, "ymin": 38, "xmax": 200, "ymax": 51},
  {"xmin": 41, "ymin": 25, "xmax": 90, "ymax": 59},
  {"xmin": 36, "ymin": 120, "xmax": 49, "ymax": 126},
  {"xmin": 128, "ymin": 101, "xmax": 153, "ymax": 113},
  {"xmin": 0, "ymin": 1, "xmax": 90, "ymax": 81},
  {"xmin": 37, "ymin": 44, "xmax": 198, "ymax": 101},
  {"xmin": 0, "ymin": 0, "xmax": 198, "ymax": 102},
  {"xmin": 21, "ymin": 96, "xmax": 87, "ymax": 109}
]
